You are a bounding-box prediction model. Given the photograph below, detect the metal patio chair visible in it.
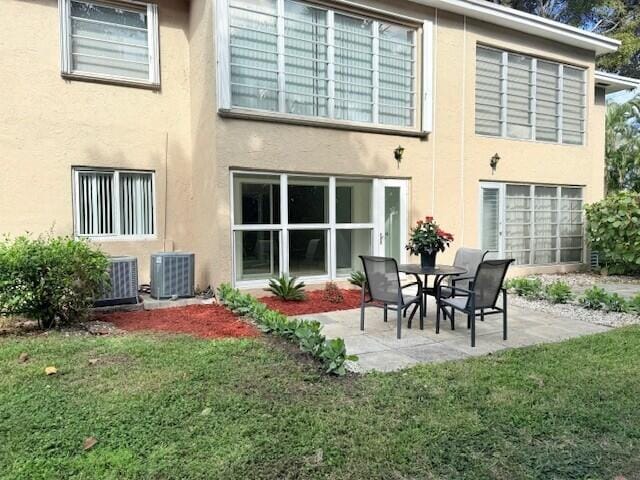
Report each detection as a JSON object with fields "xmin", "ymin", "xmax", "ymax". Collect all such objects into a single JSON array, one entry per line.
[
  {"xmin": 436, "ymin": 259, "xmax": 514, "ymax": 347},
  {"xmin": 359, "ymin": 255, "xmax": 424, "ymax": 340}
]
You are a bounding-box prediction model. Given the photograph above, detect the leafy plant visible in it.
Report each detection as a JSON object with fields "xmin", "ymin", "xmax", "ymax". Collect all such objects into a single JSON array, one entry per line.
[
  {"xmin": 217, "ymin": 284, "xmax": 357, "ymax": 375},
  {"xmin": 586, "ymin": 191, "xmax": 640, "ymax": 275},
  {"xmin": 265, "ymin": 275, "xmax": 306, "ymax": 301},
  {"xmin": 322, "ymin": 282, "xmax": 344, "ymax": 304},
  {"xmin": 602, "ymin": 292, "xmax": 629, "ymax": 313},
  {"xmin": 505, "ymin": 277, "xmax": 543, "ymax": 299},
  {"xmin": 405, "ymin": 216, "xmax": 454, "ymax": 256},
  {"xmin": 579, "ymin": 286, "xmax": 610, "ymax": 310},
  {"xmin": 348, "ymin": 271, "xmax": 366, "ymax": 288},
  {"xmin": 543, "ymin": 281, "xmax": 574, "ymax": 304},
  {"xmin": 0, "ymin": 235, "xmax": 109, "ymax": 329},
  {"xmin": 627, "ymin": 293, "xmax": 640, "ymax": 314}
]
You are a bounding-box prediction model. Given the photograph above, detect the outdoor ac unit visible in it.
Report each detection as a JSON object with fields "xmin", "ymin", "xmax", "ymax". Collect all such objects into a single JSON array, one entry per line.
[
  {"xmin": 150, "ymin": 252, "xmax": 195, "ymax": 299},
  {"xmin": 590, "ymin": 251, "xmax": 600, "ymax": 269},
  {"xmin": 94, "ymin": 256, "xmax": 139, "ymax": 307}
]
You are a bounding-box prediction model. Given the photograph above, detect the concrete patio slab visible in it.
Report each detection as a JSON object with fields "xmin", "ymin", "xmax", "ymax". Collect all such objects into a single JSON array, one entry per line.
[{"xmin": 296, "ymin": 297, "xmax": 611, "ymax": 373}]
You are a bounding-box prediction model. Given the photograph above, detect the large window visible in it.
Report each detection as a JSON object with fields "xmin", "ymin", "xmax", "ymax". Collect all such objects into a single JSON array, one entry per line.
[
  {"xmin": 475, "ymin": 46, "xmax": 586, "ymax": 145},
  {"xmin": 224, "ymin": 0, "xmax": 417, "ymax": 128},
  {"xmin": 480, "ymin": 182, "xmax": 583, "ymax": 265},
  {"xmin": 59, "ymin": 0, "xmax": 160, "ymax": 86},
  {"xmin": 73, "ymin": 168, "xmax": 155, "ymax": 237},
  {"xmin": 231, "ymin": 172, "xmax": 374, "ymax": 284}
]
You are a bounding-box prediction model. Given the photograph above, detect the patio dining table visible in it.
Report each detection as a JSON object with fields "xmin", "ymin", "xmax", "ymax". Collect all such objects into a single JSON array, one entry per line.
[{"xmin": 398, "ymin": 264, "xmax": 467, "ymax": 325}]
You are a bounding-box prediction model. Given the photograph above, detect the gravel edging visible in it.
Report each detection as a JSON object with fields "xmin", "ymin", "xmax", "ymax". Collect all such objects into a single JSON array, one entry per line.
[
  {"xmin": 510, "ymin": 295, "xmax": 640, "ymax": 328},
  {"xmin": 532, "ymin": 273, "xmax": 640, "ymax": 288}
]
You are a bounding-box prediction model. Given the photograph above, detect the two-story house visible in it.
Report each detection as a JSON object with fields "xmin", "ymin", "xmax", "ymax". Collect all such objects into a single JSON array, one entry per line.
[{"xmin": 1, "ymin": 0, "xmax": 638, "ymax": 289}]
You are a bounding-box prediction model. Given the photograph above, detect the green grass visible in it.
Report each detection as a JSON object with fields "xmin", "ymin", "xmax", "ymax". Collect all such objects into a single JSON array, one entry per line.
[{"xmin": 1, "ymin": 329, "xmax": 640, "ymax": 479}]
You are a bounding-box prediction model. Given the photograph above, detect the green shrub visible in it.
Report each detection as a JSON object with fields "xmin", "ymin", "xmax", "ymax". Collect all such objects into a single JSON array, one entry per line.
[
  {"xmin": 505, "ymin": 277, "xmax": 543, "ymax": 299},
  {"xmin": 586, "ymin": 191, "xmax": 640, "ymax": 275},
  {"xmin": 579, "ymin": 286, "xmax": 609, "ymax": 310},
  {"xmin": 0, "ymin": 235, "xmax": 109, "ymax": 328},
  {"xmin": 602, "ymin": 292, "xmax": 629, "ymax": 313},
  {"xmin": 348, "ymin": 271, "xmax": 366, "ymax": 288},
  {"xmin": 322, "ymin": 282, "xmax": 344, "ymax": 304},
  {"xmin": 266, "ymin": 275, "xmax": 306, "ymax": 301},
  {"xmin": 543, "ymin": 281, "xmax": 574, "ymax": 304},
  {"xmin": 627, "ymin": 294, "xmax": 640, "ymax": 314},
  {"xmin": 217, "ymin": 284, "xmax": 357, "ymax": 375}
]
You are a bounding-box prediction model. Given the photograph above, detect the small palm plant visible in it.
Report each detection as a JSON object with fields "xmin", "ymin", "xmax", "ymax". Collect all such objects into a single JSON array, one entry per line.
[
  {"xmin": 266, "ymin": 275, "xmax": 306, "ymax": 301},
  {"xmin": 348, "ymin": 271, "xmax": 366, "ymax": 288}
]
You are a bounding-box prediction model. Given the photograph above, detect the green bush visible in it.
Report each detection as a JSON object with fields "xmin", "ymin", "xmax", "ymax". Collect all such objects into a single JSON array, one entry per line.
[
  {"xmin": 265, "ymin": 275, "xmax": 306, "ymax": 301},
  {"xmin": 586, "ymin": 191, "xmax": 640, "ymax": 275},
  {"xmin": 217, "ymin": 284, "xmax": 357, "ymax": 375},
  {"xmin": 579, "ymin": 286, "xmax": 609, "ymax": 310},
  {"xmin": 505, "ymin": 277, "xmax": 543, "ymax": 299},
  {"xmin": 627, "ymin": 294, "xmax": 640, "ymax": 314},
  {"xmin": 602, "ymin": 292, "xmax": 629, "ymax": 313},
  {"xmin": 348, "ymin": 271, "xmax": 366, "ymax": 288},
  {"xmin": 578, "ymin": 286, "xmax": 630, "ymax": 312},
  {"xmin": 0, "ymin": 235, "xmax": 109, "ymax": 328},
  {"xmin": 543, "ymin": 281, "xmax": 574, "ymax": 304}
]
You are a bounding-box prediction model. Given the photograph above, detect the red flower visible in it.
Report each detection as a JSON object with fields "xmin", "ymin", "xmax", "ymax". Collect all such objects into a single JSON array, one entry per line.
[{"xmin": 425, "ymin": 216, "xmax": 434, "ymax": 223}]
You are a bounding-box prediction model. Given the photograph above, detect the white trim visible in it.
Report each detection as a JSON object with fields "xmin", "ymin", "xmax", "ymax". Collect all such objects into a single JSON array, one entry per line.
[
  {"xmin": 59, "ymin": 0, "xmax": 160, "ymax": 87},
  {"xmin": 216, "ymin": 0, "xmax": 231, "ymax": 109},
  {"xmin": 421, "ymin": 19, "xmax": 434, "ymax": 133},
  {"xmin": 408, "ymin": 0, "xmax": 619, "ymax": 55},
  {"xmin": 595, "ymin": 70, "xmax": 640, "ymax": 94}
]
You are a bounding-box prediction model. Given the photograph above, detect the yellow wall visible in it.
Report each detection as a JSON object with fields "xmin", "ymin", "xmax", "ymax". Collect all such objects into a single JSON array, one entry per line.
[{"xmin": 0, "ymin": 0, "xmax": 606, "ymax": 287}]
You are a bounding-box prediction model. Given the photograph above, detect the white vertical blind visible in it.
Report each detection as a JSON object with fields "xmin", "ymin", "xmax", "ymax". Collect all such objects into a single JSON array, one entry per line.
[
  {"xmin": 505, "ymin": 185, "xmax": 532, "ymax": 265},
  {"xmin": 481, "ymin": 187, "xmax": 500, "ymax": 254},
  {"xmin": 227, "ymin": 0, "xmax": 417, "ymax": 127},
  {"xmin": 475, "ymin": 46, "xmax": 585, "ymax": 145},
  {"xmin": 75, "ymin": 170, "xmax": 154, "ymax": 237}
]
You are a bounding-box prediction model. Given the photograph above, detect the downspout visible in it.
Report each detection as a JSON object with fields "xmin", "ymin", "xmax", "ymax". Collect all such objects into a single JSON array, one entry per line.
[{"xmin": 460, "ymin": 15, "xmax": 467, "ymax": 244}]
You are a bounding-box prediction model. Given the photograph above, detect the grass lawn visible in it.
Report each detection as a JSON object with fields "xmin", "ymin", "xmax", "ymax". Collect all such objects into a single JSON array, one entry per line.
[{"xmin": 1, "ymin": 328, "xmax": 640, "ymax": 479}]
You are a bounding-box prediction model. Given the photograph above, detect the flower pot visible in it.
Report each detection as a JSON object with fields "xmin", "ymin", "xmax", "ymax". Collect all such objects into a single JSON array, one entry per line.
[{"xmin": 420, "ymin": 251, "xmax": 437, "ymax": 269}]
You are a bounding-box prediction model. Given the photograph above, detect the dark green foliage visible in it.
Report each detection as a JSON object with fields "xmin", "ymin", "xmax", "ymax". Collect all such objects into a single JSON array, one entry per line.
[
  {"xmin": 505, "ymin": 277, "xmax": 544, "ymax": 299},
  {"xmin": 0, "ymin": 235, "xmax": 109, "ymax": 328},
  {"xmin": 579, "ymin": 285, "xmax": 622, "ymax": 311},
  {"xmin": 348, "ymin": 271, "xmax": 366, "ymax": 288},
  {"xmin": 265, "ymin": 275, "xmax": 306, "ymax": 301},
  {"xmin": 543, "ymin": 281, "xmax": 574, "ymax": 304},
  {"xmin": 585, "ymin": 191, "xmax": 640, "ymax": 274},
  {"xmin": 602, "ymin": 292, "xmax": 629, "ymax": 313},
  {"xmin": 217, "ymin": 284, "xmax": 356, "ymax": 375}
]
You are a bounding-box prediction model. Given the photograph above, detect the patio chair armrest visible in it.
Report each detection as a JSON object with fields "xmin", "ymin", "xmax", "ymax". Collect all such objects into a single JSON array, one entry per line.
[
  {"xmin": 401, "ymin": 282, "xmax": 423, "ymax": 294},
  {"xmin": 446, "ymin": 285, "xmax": 474, "ymax": 296},
  {"xmin": 451, "ymin": 275, "xmax": 475, "ymax": 285}
]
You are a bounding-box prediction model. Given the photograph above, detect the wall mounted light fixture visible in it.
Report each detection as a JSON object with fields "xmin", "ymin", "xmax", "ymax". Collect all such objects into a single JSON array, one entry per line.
[
  {"xmin": 490, "ymin": 153, "xmax": 501, "ymax": 174},
  {"xmin": 394, "ymin": 145, "xmax": 405, "ymax": 162}
]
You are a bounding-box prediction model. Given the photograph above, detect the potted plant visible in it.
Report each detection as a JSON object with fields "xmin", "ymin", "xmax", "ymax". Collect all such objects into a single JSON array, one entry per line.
[{"xmin": 405, "ymin": 216, "xmax": 454, "ymax": 268}]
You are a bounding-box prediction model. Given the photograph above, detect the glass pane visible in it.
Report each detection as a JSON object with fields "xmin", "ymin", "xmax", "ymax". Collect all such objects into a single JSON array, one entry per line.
[
  {"xmin": 119, "ymin": 173, "xmax": 154, "ymax": 235},
  {"xmin": 288, "ymin": 230, "xmax": 327, "ymax": 276},
  {"xmin": 233, "ymin": 174, "xmax": 280, "ymax": 225},
  {"xmin": 561, "ymin": 248, "xmax": 582, "ymax": 262},
  {"xmin": 234, "ymin": 230, "xmax": 280, "ymax": 281},
  {"xmin": 384, "ymin": 186, "xmax": 401, "ymax": 262},
  {"xmin": 78, "ymin": 172, "xmax": 115, "ymax": 235},
  {"xmin": 336, "ymin": 229, "xmax": 372, "ymax": 276},
  {"xmin": 70, "ymin": 0, "xmax": 149, "ymax": 80},
  {"xmin": 481, "ymin": 188, "xmax": 500, "ymax": 253},
  {"xmin": 336, "ymin": 179, "xmax": 372, "ymax": 223},
  {"xmin": 378, "ymin": 23, "xmax": 414, "ymax": 127},
  {"xmin": 288, "ymin": 176, "xmax": 329, "ymax": 224}
]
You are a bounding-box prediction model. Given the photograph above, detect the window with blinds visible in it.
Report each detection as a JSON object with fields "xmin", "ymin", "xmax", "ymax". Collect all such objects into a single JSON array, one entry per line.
[
  {"xmin": 475, "ymin": 45, "xmax": 586, "ymax": 145},
  {"xmin": 227, "ymin": 0, "xmax": 417, "ymax": 127},
  {"xmin": 74, "ymin": 169, "xmax": 155, "ymax": 237},
  {"xmin": 60, "ymin": 0, "xmax": 160, "ymax": 86},
  {"xmin": 494, "ymin": 184, "xmax": 583, "ymax": 265}
]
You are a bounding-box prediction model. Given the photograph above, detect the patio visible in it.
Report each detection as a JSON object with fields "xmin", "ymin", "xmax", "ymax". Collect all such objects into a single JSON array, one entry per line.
[{"xmin": 297, "ymin": 297, "xmax": 610, "ymax": 372}]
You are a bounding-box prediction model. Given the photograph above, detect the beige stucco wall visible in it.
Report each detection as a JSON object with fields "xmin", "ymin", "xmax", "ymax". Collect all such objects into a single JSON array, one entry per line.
[
  {"xmin": 0, "ymin": 0, "xmax": 193, "ymax": 283},
  {"xmin": 0, "ymin": 0, "xmax": 606, "ymax": 289}
]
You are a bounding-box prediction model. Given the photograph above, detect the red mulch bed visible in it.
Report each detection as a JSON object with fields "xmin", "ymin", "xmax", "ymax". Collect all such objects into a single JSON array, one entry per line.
[
  {"xmin": 97, "ymin": 304, "xmax": 259, "ymax": 339},
  {"xmin": 258, "ymin": 288, "xmax": 361, "ymax": 316}
]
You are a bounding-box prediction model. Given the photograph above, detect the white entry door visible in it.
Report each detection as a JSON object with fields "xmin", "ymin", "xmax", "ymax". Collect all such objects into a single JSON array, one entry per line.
[
  {"xmin": 479, "ymin": 182, "xmax": 504, "ymax": 259},
  {"xmin": 374, "ymin": 179, "xmax": 408, "ymax": 263}
]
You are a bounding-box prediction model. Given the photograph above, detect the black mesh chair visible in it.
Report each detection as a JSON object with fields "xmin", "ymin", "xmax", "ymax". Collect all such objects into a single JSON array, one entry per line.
[
  {"xmin": 360, "ymin": 256, "xmax": 424, "ymax": 340},
  {"xmin": 436, "ymin": 259, "xmax": 514, "ymax": 347}
]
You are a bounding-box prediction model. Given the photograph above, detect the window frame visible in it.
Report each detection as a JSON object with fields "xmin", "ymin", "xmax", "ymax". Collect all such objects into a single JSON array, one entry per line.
[
  {"xmin": 59, "ymin": 0, "xmax": 161, "ymax": 88},
  {"xmin": 216, "ymin": 0, "xmax": 433, "ymax": 136},
  {"xmin": 475, "ymin": 44, "xmax": 587, "ymax": 146},
  {"xmin": 72, "ymin": 167, "xmax": 157, "ymax": 240},
  {"xmin": 479, "ymin": 181, "xmax": 584, "ymax": 266},
  {"xmin": 230, "ymin": 171, "xmax": 376, "ymax": 288}
]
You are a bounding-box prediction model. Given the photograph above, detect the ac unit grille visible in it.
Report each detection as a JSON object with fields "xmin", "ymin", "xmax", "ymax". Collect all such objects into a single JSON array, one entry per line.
[
  {"xmin": 95, "ymin": 257, "xmax": 139, "ymax": 306},
  {"xmin": 150, "ymin": 253, "xmax": 195, "ymax": 299}
]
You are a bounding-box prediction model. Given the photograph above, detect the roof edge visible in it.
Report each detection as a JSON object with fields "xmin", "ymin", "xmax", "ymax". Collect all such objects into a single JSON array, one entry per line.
[
  {"xmin": 595, "ymin": 71, "xmax": 640, "ymax": 93},
  {"xmin": 409, "ymin": 0, "xmax": 620, "ymax": 56}
]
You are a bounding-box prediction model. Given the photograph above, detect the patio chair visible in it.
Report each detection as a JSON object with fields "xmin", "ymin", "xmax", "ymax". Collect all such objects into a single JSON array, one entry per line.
[
  {"xmin": 359, "ymin": 255, "xmax": 424, "ymax": 340},
  {"xmin": 436, "ymin": 259, "xmax": 514, "ymax": 347}
]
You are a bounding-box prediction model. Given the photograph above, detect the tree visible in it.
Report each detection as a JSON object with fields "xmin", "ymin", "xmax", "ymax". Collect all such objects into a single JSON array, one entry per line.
[
  {"xmin": 605, "ymin": 96, "xmax": 640, "ymax": 192},
  {"xmin": 488, "ymin": 0, "xmax": 640, "ymax": 78}
]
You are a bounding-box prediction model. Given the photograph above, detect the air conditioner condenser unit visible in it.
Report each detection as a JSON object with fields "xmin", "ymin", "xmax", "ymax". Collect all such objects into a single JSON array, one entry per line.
[
  {"xmin": 150, "ymin": 252, "xmax": 195, "ymax": 299},
  {"xmin": 94, "ymin": 256, "xmax": 139, "ymax": 307}
]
